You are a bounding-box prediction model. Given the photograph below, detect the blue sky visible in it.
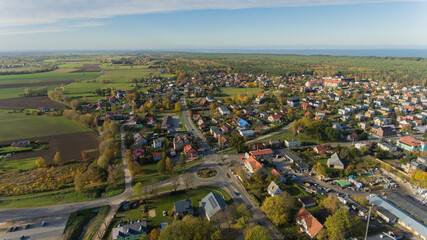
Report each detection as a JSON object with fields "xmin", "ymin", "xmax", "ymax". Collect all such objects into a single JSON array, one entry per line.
[{"xmin": 0, "ymin": 0, "xmax": 426, "ymax": 51}]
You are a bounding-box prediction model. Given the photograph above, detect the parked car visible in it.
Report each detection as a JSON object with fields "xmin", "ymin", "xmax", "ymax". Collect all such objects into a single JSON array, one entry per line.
[{"xmin": 41, "ymin": 221, "xmax": 46, "ymax": 227}]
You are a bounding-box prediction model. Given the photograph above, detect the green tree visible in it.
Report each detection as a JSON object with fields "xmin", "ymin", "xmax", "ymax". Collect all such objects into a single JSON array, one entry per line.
[
  {"xmin": 53, "ymin": 152, "xmax": 62, "ymax": 165},
  {"xmin": 165, "ymin": 157, "xmax": 174, "ymax": 175},
  {"xmin": 134, "ymin": 182, "xmax": 143, "ymax": 200},
  {"xmin": 230, "ymin": 133, "xmax": 245, "ymax": 153},
  {"xmin": 324, "ymin": 207, "xmax": 350, "ymax": 240},
  {"xmin": 261, "ymin": 192, "xmax": 295, "ymax": 226},
  {"xmin": 35, "ymin": 157, "xmax": 46, "ymax": 168},
  {"xmin": 245, "ymin": 226, "xmax": 271, "ymax": 240},
  {"xmin": 97, "ymin": 155, "xmax": 109, "ymax": 169},
  {"xmin": 158, "ymin": 215, "xmax": 217, "ymax": 240},
  {"xmin": 74, "ymin": 173, "xmax": 85, "ymax": 192},
  {"xmin": 157, "ymin": 159, "xmax": 166, "ymax": 175},
  {"xmin": 321, "ymin": 195, "xmax": 339, "ymax": 214},
  {"xmin": 179, "ymin": 153, "xmax": 187, "ymax": 167},
  {"xmin": 175, "ymin": 102, "xmax": 183, "ymax": 112}
]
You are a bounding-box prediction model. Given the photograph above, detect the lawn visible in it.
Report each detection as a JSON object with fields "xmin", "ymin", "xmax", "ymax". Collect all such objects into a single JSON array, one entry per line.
[
  {"xmin": 0, "ymin": 72, "xmax": 101, "ymax": 85},
  {"xmin": 219, "ymin": 87, "xmax": 261, "ymax": 98},
  {"xmin": 0, "ymin": 110, "xmax": 92, "ymax": 141},
  {"xmin": 0, "ymin": 157, "xmax": 36, "ymax": 172},
  {"xmin": 256, "ymin": 129, "xmax": 326, "ymax": 145}
]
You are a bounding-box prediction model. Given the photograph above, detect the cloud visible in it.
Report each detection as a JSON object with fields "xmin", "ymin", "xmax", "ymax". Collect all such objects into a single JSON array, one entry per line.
[
  {"xmin": 0, "ymin": 0, "xmax": 424, "ymax": 27},
  {"xmin": 0, "ymin": 21, "xmax": 106, "ymax": 35}
]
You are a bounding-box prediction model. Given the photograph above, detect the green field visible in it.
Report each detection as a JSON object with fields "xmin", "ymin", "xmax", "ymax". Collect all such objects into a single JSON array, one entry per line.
[
  {"xmin": 220, "ymin": 87, "xmax": 261, "ymax": 98},
  {"xmin": 0, "ymin": 72, "xmax": 101, "ymax": 85},
  {"xmin": 0, "ymin": 110, "xmax": 92, "ymax": 141},
  {"xmin": 0, "ymin": 157, "xmax": 36, "ymax": 172},
  {"xmin": 0, "ymin": 85, "xmax": 58, "ymax": 99}
]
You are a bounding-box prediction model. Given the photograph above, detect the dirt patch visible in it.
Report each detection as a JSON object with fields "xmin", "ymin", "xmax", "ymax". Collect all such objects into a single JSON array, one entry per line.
[
  {"xmin": 0, "ymin": 80, "xmax": 73, "ymax": 89},
  {"xmin": 148, "ymin": 209, "xmax": 156, "ymax": 218},
  {"xmin": 0, "ymin": 96, "xmax": 66, "ymax": 110},
  {"xmin": 72, "ymin": 64, "xmax": 102, "ymax": 73},
  {"xmin": 0, "ymin": 131, "xmax": 99, "ymax": 162}
]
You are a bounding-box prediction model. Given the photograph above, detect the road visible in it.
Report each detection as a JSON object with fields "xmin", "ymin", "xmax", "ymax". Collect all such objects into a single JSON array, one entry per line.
[{"xmin": 181, "ymin": 97, "xmax": 284, "ymax": 239}]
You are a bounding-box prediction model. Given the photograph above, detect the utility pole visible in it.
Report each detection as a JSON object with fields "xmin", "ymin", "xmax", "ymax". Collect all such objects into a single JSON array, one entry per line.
[{"xmin": 364, "ymin": 207, "xmax": 371, "ymax": 240}]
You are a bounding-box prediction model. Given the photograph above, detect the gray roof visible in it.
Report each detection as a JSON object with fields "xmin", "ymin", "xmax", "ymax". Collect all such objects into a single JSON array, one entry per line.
[
  {"xmin": 368, "ymin": 196, "xmax": 427, "ymax": 236},
  {"xmin": 111, "ymin": 221, "xmax": 147, "ymax": 240},
  {"xmin": 268, "ymin": 181, "xmax": 281, "ymax": 194},
  {"xmin": 328, "ymin": 153, "xmax": 344, "ymax": 167},
  {"xmin": 174, "ymin": 199, "xmax": 193, "ymax": 214},
  {"xmin": 200, "ymin": 192, "xmax": 226, "ymax": 219}
]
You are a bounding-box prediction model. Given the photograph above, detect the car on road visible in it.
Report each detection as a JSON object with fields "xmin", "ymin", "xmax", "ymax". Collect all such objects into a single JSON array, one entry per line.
[
  {"xmin": 24, "ymin": 224, "xmax": 31, "ymax": 229},
  {"xmin": 41, "ymin": 221, "xmax": 46, "ymax": 227},
  {"xmin": 234, "ymin": 191, "xmax": 239, "ymax": 196},
  {"xmin": 19, "ymin": 236, "xmax": 25, "ymax": 240}
]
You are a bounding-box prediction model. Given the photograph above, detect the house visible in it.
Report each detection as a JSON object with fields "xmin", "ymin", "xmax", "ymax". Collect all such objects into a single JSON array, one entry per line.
[
  {"xmin": 132, "ymin": 149, "xmax": 145, "ymax": 159},
  {"xmin": 153, "ymin": 138, "xmax": 164, "ymax": 149},
  {"xmin": 402, "ymin": 161, "xmax": 426, "ymax": 174},
  {"xmin": 298, "ymin": 196, "xmax": 317, "ymax": 208},
  {"xmin": 313, "ymin": 145, "xmax": 330, "ymax": 154},
  {"xmin": 153, "ymin": 152, "xmax": 163, "ymax": 161},
  {"xmin": 346, "ymin": 133, "xmax": 358, "ymax": 142},
  {"xmin": 287, "ymin": 97, "xmax": 300, "ymax": 107},
  {"xmin": 161, "ymin": 116, "xmax": 173, "ymax": 129},
  {"xmin": 378, "ymin": 142, "xmax": 397, "ymax": 152},
  {"xmin": 397, "ymin": 137, "xmax": 427, "ymax": 152},
  {"xmin": 268, "ymin": 114, "xmax": 282, "ymax": 123},
  {"xmin": 237, "ymin": 118, "xmax": 251, "ymax": 128},
  {"xmin": 359, "ymin": 122, "xmax": 370, "ymax": 130},
  {"xmin": 271, "ymin": 169, "xmax": 286, "ymax": 183},
  {"xmin": 199, "ymin": 192, "xmax": 227, "ymax": 222},
  {"xmin": 374, "ymin": 117, "xmax": 389, "ymax": 126},
  {"xmin": 173, "ymin": 134, "xmax": 192, "ymax": 151},
  {"xmin": 244, "ymin": 156, "xmax": 264, "ymax": 175},
  {"xmin": 183, "ymin": 145, "xmax": 198, "ymax": 158},
  {"xmin": 269, "ymin": 139, "xmax": 281, "ymax": 149},
  {"xmin": 267, "ymin": 181, "xmax": 282, "ymax": 197},
  {"xmin": 217, "ymin": 106, "xmax": 231, "ymax": 115},
  {"xmin": 238, "ymin": 129, "xmax": 254, "ymax": 137},
  {"xmin": 285, "ymin": 139, "xmax": 301, "ymax": 148},
  {"xmin": 371, "ymin": 126, "xmax": 394, "ymax": 137},
  {"xmin": 283, "ymin": 149, "xmax": 310, "ymax": 172},
  {"xmin": 248, "ymin": 148, "xmax": 274, "ymax": 160},
  {"xmin": 327, "ymin": 153, "xmax": 344, "ymax": 169},
  {"xmin": 174, "ymin": 199, "xmax": 194, "ymax": 217},
  {"xmin": 133, "ymin": 133, "xmax": 147, "ymax": 148},
  {"xmin": 111, "ymin": 221, "xmax": 147, "ymax": 240},
  {"xmin": 295, "ymin": 207, "xmax": 324, "ymax": 239}
]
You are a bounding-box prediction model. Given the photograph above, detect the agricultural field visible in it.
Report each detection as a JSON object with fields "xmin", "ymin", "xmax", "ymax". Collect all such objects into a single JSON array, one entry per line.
[
  {"xmin": 0, "ymin": 72, "xmax": 101, "ymax": 86},
  {"xmin": 0, "ymin": 96, "xmax": 65, "ymax": 110},
  {"xmin": 219, "ymin": 87, "xmax": 261, "ymax": 98},
  {"xmin": 0, "ymin": 110, "xmax": 92, "ymax": 141},
  {"xmin": 0, "ymin": 157, "xmax": 36, "ymax": 173}
]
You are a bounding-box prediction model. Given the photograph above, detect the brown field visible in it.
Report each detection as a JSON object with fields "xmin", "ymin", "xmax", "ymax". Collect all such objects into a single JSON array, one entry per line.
[
  {"xmin": 0, "ymin": 131, "xmax": 99, "ymax": 162},
  {"xmin": 72, "ymin": 64, "xmax": 103, "ymax": 73},
  {"xmin": 0, "ymin": 96, "xmax": 66, "ymax": 110}
]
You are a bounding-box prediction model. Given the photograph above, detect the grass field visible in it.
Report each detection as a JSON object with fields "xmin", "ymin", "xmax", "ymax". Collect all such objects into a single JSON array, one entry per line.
[
  {"xmin": 0, "ymin": 157, "xmax": 35, "ymax": 172},
  {"xmin": 0, "ymin": 72, "xmax": 101, "ymax": 85},
  {"xmin": 0, "ymin": 110, "xmax": 92, "ymax": 141},
  {"xmin": 219, "ymin": 87, "xmax": 261, "ymax": 98},
  {"xmin": 0, "ymin": 85, "xmax": 59, "ymax": 99}
]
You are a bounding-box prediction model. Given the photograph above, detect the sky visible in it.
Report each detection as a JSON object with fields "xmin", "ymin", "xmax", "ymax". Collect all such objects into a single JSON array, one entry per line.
[{"xmin": 0, "ymin": 0, "xmax": 426, "ymax": 51}]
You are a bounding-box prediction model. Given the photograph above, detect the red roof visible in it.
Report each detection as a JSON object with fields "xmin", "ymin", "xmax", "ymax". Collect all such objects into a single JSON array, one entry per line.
[
  {"xmin": 245, "ymin": 156, "xmax": 263, "ymax": 172},
  {"xmin": 153, "ymin": 152, "xmax": 163, "ymax": 157},
  {"xmin": 250, "ymin": 148, "xmax": 274, "ymax": 156},
  {"xmin": 271, "ymin": 168, "xmax": 283, "ymax": 177},
  {"xmin": 296, "ymin": 207, "xmax": 323, "ymax": 238},
  {"xmin": 398, "ymin": 137, "xmax": 426, "ymax": 147},
  {"xmin": 314, "ymin": 145, "xmax": 330, "ymax": 152},
  {"xmin": 132, "ymin": 149, "xmax": 145, "ymax": 157},
  {"xmin": 184, "ymin": 144, "xmax": 197, "ymax": 153}
]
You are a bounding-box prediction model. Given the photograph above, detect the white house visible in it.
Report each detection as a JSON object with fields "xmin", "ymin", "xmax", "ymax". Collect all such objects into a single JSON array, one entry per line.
[
  {"xmin": 267, "ymin": 181, "xmax": 282, "ymax": 197},
  {"xmin": 217, "ymin": 106, "xmax": 231, "ymax": 115}
]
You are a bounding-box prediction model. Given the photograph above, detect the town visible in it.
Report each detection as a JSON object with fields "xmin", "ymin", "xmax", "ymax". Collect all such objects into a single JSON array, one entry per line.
[{"xmin": 0, "ymin": 53, "xmax": 426, "ymax": 240}]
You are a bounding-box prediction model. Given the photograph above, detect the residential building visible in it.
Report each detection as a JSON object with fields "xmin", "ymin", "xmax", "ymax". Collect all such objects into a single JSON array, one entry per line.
[
  {"xmin": 267, "ymin": 181, "xmax": 282, "ymax": 197},
  {"xmin": 199, "ymin": 192, "xmax": 227, "ymax": 222},
  {"xmin": 287, "ymin": 97, "xmax": 300, "ymax": 107},
  {"xmin": 371, "ymin": 126, "xmax": 394, "ymax": 137},
  {"xmin": 248, "ymin": 148, "xmax": 274, "ymax": 160},
  {"xmin": 285, "ymin": 139, "xmax": 301, "ymax": 148},
  {"xmin": 327, "ymin": 153, "xmax": 344, "ymax": 169},
  {"xmin": 217, "ymin": 106, "xmax": 231, "ymax": 115},
  {"xmin": 396, "ymin": 136, "xmax": 427, "ymax": 152},
  {"xmin": 111, "ymin": 221, "xmax": 147, "ymax": 240},
  {"xmin": 244, "ymin": 156, "xmax": 264, "ymax": 175},
  {"xmin": 313, "ymin": 145, "xmax": 330, "ymax": 154},
  {"xmin": 295, "ymin": 207, "xmax": 324, "ymax": 239},
  {"xmin": 174, "ymin": 199, "xmax": 194, "ymax": 217},
  {"xmin": 152, "ymin": 138, "xmax": 164, "ymax": 149},
  {"xmin": 378, "ymin": 142, "xmax": 397, "ymax": 152},
  {"xmin": 183, "ymin": 145, "xmax": 198, "ymax": 158},
  {"xmin": 161, "ymin": 116, "xmax": 173, "ymax": 129},
  {"xmin": 298, "ymin": 196, "xmax": 317, "ymax": 208}
]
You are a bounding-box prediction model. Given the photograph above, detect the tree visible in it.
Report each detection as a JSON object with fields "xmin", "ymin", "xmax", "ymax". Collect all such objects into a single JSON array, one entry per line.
[
  {"xmin": 230, "ymin": 133, "xmax": 245, "ymax": 153},
  {"xmin": 35, "ymin": 157, "xmax": 46, "ymax": 168},
  {"xmin": 315, "ymin": 162, "xmax": 326, "ymax": 176},
  {"xmin": 245, "ymin": 226, "xmax": 271, "ymax": 240},
  {"xmin": 261, "ymin": 192, "xmax": 295, "ymax": 226},
  {"xmin": 53, "ymin": 152, "xmax": 62, "ymax": 165},
  {"xmin": 321, "ymin": 195, "xmax": 339, "ymax": 214},
  {"xmin": 237, "ymin": 203, "xmax": 252, "ymax": 226},
  {"xmin": 324, "ymin": 207, "xmax": 350, "ymax": 240},
  {"xmin": 157, "ymin": 159, "xmax": 166, "ymax": 175},
  {"xmin": 165, "ymin": 157, "xmax": 174, "ymax": 175},
  {"xmin": 175, "ymin": 102, "xmax": 183, "ymax": 112},
  {"xmin": 97, "ymin": 155, "xmax": 109, "ymax": 169},
  {"xmin": 134, "ymin": 182, "xmax": 143, "ymax": 200},
  {"xmin": 158, "ymin": 215, "xmax": 217, "ymax": 240},
  {"xmin": 149, "ymin": 228, "xmax": 160, "ymax": 240},
  {"xmin": 81, "ymin": 150, "xmax": 88, "ymax": 161},
  {"xmin": 70, "ymin": 99, "xmax": 80, "ymax": 110},
  {"xmin": 182, "ymin": 173, "xmax": 193, "ymax": 192},
  {"xmin": 179, "ymin": 153, "xmax": 187, "ymax": 167},
  {"xmin": 74, "ymin": 173, "xmax": 85, "ymax": 192}
]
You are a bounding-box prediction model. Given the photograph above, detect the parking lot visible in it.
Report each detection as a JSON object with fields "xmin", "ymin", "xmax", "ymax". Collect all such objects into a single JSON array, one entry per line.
[{"xmin": 0, "ymin": 216, "xmax": 68, "ymax": 240}]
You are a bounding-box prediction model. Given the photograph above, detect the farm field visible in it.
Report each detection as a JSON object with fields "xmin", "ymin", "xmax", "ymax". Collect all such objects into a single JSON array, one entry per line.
[
  {"xmin": 0, "ymin": 131, "xmax": 99, "ymax": 162},
  {"xmin": 0, "ymin": 110, "xmax": 92, "ymax": 141},
  {"xmin": 0, "ymin": 157, "xmax": 36, "ymax": 173},
  {"xmin": 0, "ymin": 85, "xmax": 59, "ymax": 99},
  {"xmin": 219, "ymin": 87, "xmax": 261, "ymax": 98},
  {"xmin": 0, "ymin": 96, "xmax": 65, "ymax": 110},
  {"xmin": 0, "ymin": 72, "xmax": 101, "ymax": 86}
]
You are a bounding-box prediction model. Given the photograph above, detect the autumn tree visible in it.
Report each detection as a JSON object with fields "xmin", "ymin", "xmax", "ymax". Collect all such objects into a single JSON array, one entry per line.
[
  {"xmin": 70, "ymin": 99, "xmax": 80, "ymax": 110},
  {"xmin": 182, "ymin": 173, "xmax": 193, "ymax": 192},
  {"xmin": 149, "ymin": 229, "xmax": 160, "ymax": 240},
  {"xmin": 175, "ymin": 102, "xmax": 183, "ymax": 112},
  {"xmin": 157, "ymin": 159, "xmax": 166, "ymax": 175},
  {"xmin": 35, "ymin": 157, "xmax": 46, "ymax": 168},
  {"xmin": 261, "ymin": 192, "xmax": 295, "ymax": 226},
  {"xmin": 165, "ymin": 157, "xmax": 174, "ymax": 175},
  {"xmin": 134, "ymin": 182, "xmax": 143, "ymax": 200},
  {"xmin": 158, "ymin": 215, "xmax": 217, "ymax": 240},
  {"xmin": 324, "ymin": 207, "xmax": 350, "ymax": 240},
  {"xmin": 53, "ymin": 152, "xmax": 62, "ymax": 165},
  {"xmin": 74, "ymin": 173, "xmax": 85, "ymax": 192},
  {"xmin": 245, "ymin": 225, "xmax": 271, "ymax": 240},
  {"xmin": 97, "ymin": 155, "xmax": 109, "ymax": 169},
  {"xmin": 321, "ymin": 195, "xmax": 339, "ymax": 214}
]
